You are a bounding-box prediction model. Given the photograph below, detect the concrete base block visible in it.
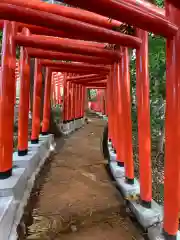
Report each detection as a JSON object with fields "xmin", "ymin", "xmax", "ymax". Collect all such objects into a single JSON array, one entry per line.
[
  {"xmin": 29, "ymin": 136, "xmax": 52, "ymax": 161},
  {"xmin": 77, "ymin": 119, "xmax": 81, "ymax": 128},
  {"xmin": 13, "ymin": 151, "xmax": 40, "ymax": 178},
  {"xmin": 61, "ymin": 119, "xmax": 84, "ymax": 135},
  {"xmin": 69, "ymin": 121, "xmax": 74, "ymax": 132},
  {"xmin": 148, "ymin": 224, "xmax": 180, "ymax": 240},
  {"xmin": 63, "ymin": 130, "xmax": 70, "ymax": 136},
  {"xmin": 82, "ymin": 117, "xmax": 85, "ymax": 125},
  {"xmin": 76, "ymin": 119, "xmax": 80, "ymax": 129},
  {"xmin": 108, "ymin": 144, "xmax": 112, "ymax": 150},
  {"xmin": 59, "ymin": 122, "xmax": 63, "ymax": 131},
  {"xmin": 72, "ymin": 121, "xmax": 76, "ymax": 131},
  {"xmin": 8, "ymin": 134, "xmax": 53, "ymax": 239},
  {"xmin": 40, "ymin": 134, "xmax": 56, "ymax": 152},
  {"xmin": 110, "ymin": 161, "xmax": 125, "ymax": 178},
  {"xmin": 108, "ymin": 145, "xmax": 114, "ymax": 152},
  {"xmin": 0, "ymin": 196, "xmax": 16, "ymax": 240},
  {"xmin": 39, "ymin": 134, "xmax": 55, "ymax": 146},
  {"xmin": 73, "ymin": 120, "xmax": 77, "ymax": 130},
  {"xmin": 28, "ymin": 141, "xmax": 42, "ymax": 149},
  {"xmin": 108, "ymin": 140, "xmax": 112, "ymax": 148},
  {"xmin": 62, "ymin": 123, "xmax": 69, "ymax": 132},
  {"xmin": 129, "ymin": 199, "xmax": 163, "ymax": 229},
  {"xmin": 77, "ymin": 119, "xmax": 80, "ymax": 129},
  {"xmin": 74, "ymin": 119, "xmax": 78, "ymax": 129},
  {"xmin": 80, "ymin": 118, "xmax": 83, "ymax": 126},
  {"xmin": 0, "ymin": 134, "xmax": 54, "ymax": 239},
  {"xmin": 78, "ymin": 119, "xmax": 81, "ymax": 128},
  {"xmin": 109, "ymin": 151, "xmax": 116, "ymax": 161},
  {"xmin": 116, "ymin": 177, "xmax": 140, "ymax": 198},
  {"xmin": 67, "ymin": 122, "xmax": 70, "ymax": 131},
  {"xmin": 0, "ymin": 168, "xmax": 28, "ymax": 200}
]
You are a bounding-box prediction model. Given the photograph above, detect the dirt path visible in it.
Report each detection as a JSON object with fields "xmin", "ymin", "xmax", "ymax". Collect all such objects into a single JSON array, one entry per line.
[{"xmin": 25, "ymin": 117, "xmax": 142, "ymax": 240}]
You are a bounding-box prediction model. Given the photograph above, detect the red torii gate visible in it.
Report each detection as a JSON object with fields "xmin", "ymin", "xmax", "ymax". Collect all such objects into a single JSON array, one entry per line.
[{"xmin": 0, "ymin": 0, "xmax": 179, "ymax": 239}]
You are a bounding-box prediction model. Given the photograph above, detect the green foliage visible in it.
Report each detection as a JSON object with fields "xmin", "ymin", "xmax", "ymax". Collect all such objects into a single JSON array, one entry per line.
[
  {"xmin": 155, "ymin": 0, "xmax": 164, "ymax": 7},
  {"xmin": 88, "ymin": 89, "xmax": 97, "ymax": 101},
  {"xmin": 130, "ymin": 0, "xmax": 165, "ymax": 144},
  {"xmin": 130, "ymin": 34, "xmax": 166, "ymax": 139},
  {"xmin": 149, "ymin": 36, "xmax": 166, "ymax": 99},
  {"xmin": 52, "ymin": 104, "xmax": 62, "ymax": 124}
]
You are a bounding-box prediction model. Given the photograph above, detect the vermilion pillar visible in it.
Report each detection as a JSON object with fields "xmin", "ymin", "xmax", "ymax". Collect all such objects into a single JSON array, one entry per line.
[
  {"xmin": 121, "ymin": 48, "xmax": 134, "ymax": 184},
  {"xmin": 57, "ymin": 80, "xmax": 60, "ymax": 104},
  {"xmin": 77, "ymin": 84, "xmax": 80, "ymax": 119},
  {"xmin": 75, "ymin": 83, "xmax": 78, "ymax": 119},
  {"xmin": 116, "ymin": 60, "xmax": 124, "ymax": 167},
  {"xmin": 0, "ymin": 21, "xmax": 16, "ymax": 178},
  {"xmin": 102, "ymin": 91, "xmax": 106, "ymax": 115},
  {"xmin": 42, "ymin": 67, "xmax": 52, "ymax": 135},
  {"xmin": 66, "ymin": 80, "xmax": 70, "ymax": 121},
  {"xmin": 82, "ymin": 86, "xmax": 85, "ymax": 118},
  {"xmin": 74, "ymin": 84, "xmax": 77, "ymax": 119},
  {"xmin": 31, "ymin": 59, "xmax": 43, "ymax": 143},
  {"xmin": 80, "ymin": 85, "xmax": 83, "ymax": 118},
  {"xmin": 163, "ymin": 2, "xmax": 180, "ymax": 238},
  {"xmin": 79, "ymin": 84, "xmax": 82, "ymax": 118},
  {"xmin": 50, "ymin": 75, "xmax": 54, "ymax": 106},
  {"xmin": 99, "ymin": 90, "xmax": 102, "ymax": 113},
  {"xmin": 58, "ymin": 73, "xmax": 62, "ymax": 104},
  {"xmin": 110, "ymin": 64, "xmax": 116, "ymax": 149},
  {"xmin": 68, "ymin": 81, "xmax": 73, "ymax": 121},
  {"xmin": 71, "ymin": 82, "xmax": 75, "ymax": 120},
  {"xmin": 104, "ymin": 89, "xmax": 107, "ymax": 116},
  {"xmin": 136, "ymin": 30, "xmax": 151, "ymax": 206},
  {"xmin": 63, "ymin": 73, "xmax": 68, "ymax": 123},
  {"xmin": 107, "ymin": 66, "xmax": 113, "ymax": 141},
  {"xmin": 52, "ymin": 73, "xmax": 56, "ymax": 106},
  {"xmin": 113, "ymin": 63, "xmax": 119, "ymax": 154},
  {"xmin": 18, "ymin": 27, "xmax": 31, "ymax": 156},
  {"xmin": 78, "ymin": 85, "xmax": 82, "ymax": 118}
]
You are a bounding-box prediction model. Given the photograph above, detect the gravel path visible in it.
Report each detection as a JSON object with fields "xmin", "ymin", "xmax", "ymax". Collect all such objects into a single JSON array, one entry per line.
[{"xmin": 21, "ymin": 117, "xmax": 142, "ymax": 240}]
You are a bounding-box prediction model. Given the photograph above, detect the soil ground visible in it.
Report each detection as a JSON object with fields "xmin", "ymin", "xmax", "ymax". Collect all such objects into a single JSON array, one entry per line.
[{"xmin": 24, "ymin": 116, "xmax": 143, "ymax": 240}]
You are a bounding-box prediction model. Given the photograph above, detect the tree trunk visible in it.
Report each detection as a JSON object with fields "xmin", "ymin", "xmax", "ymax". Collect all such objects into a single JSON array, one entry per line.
[
  {"xmin": 157, "ymin": 102, "xmax": 165, "ymax": 154},
  {"xmin": 29, "ymin": 58, "xmax": 35, "ymax": 113},
  {"xmin": 157, "ymin": 124, "xmax": 165, "ymax": 154}
]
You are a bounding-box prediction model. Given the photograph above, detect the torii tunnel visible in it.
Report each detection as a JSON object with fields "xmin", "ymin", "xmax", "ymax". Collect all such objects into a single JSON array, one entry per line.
[{"xmin": 0, "ymin": 0, "xmax": 180, "ymax": 239}]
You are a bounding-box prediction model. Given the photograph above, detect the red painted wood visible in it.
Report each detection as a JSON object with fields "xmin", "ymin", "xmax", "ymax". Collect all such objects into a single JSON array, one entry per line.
[
  {"xmin": 27, "ymin": 49, "xmax": 114, "ymax": 65},
  {"xmin": 64, "ymin": 0, "xmax": 177, "ymax": 38},
  {"xmin": 0, "ymin": 3, "xmax": 141, "ymax": 47},
  {"xmin": 15, "ymin": 35, "xmax": 121, "ymax": 60}
]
